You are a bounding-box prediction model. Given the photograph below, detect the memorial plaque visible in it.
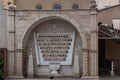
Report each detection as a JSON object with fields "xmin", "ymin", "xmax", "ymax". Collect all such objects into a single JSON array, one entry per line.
[{"xmin": 34, "ymin": 32, "xmax": 75, "ymax": 65}]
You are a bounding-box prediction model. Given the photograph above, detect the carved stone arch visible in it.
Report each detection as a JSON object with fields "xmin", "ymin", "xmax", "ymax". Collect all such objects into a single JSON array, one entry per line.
[
  {"xmin": 21, "ymin": 13, "xmax": 89, "ymax": 77},
  {"xmin": 22, "ymin": 13, "xmax": 87, "ymax": 49}
]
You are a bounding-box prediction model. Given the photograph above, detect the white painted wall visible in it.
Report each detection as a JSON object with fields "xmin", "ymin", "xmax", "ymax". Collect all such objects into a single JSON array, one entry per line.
[{"xmin": 0, "ymin": 0, "xmax": 7, "ymax": 48}]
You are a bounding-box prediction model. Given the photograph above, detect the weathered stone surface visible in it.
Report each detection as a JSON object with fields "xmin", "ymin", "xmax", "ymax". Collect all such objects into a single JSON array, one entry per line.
[{"xmin": 5, "ymin": 0, "xmax": 98, "ymax": 79}]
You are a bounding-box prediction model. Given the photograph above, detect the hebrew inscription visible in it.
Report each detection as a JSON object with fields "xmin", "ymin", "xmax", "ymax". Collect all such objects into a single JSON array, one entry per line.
[{"xmin": 34, "ymin": 32, "xmax": 75, "ymax": 65}]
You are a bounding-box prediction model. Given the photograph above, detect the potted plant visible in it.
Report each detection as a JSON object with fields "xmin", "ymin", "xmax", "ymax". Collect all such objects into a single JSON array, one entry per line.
[{"xmin": 0, "ymin": 58, "xmax": 4, "ymax": 80}]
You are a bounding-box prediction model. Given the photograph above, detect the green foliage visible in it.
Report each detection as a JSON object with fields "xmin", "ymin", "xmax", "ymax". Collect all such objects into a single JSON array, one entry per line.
[
  {"xmin": 0, "ymin": 69, "xmax": 4, "ymax": 77},
  {"xmin": 0, "ymin": 59, "xmax": 4, "ymax": 65},
  {"xmin": 0, "ymin": 58, "xmax": 4, "ymax": 77}
]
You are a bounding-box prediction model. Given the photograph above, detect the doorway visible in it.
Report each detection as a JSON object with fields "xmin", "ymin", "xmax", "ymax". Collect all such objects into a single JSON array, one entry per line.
[
  {"xmin": 98, "ymin": 39, "xmax": 111, "ymax": 76},
  {"xmin": 99, "ymin": 39, "xmax": 120, "ymax": 76}
]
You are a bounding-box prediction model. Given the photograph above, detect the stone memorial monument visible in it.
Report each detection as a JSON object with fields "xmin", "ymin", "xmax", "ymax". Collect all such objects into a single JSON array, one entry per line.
[
  {"xmin": 34, "ymin": 32, "xmax": 75, "ymax": 75},
  {"xmin": 4, "ymin": 0, "xmax": 98, "ymax": 80}
]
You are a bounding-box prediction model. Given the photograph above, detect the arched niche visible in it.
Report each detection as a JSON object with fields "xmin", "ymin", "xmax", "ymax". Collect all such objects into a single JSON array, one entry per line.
[{"xmin": 21, "ymin": 14, "xmax": 88, "ymax": 78}]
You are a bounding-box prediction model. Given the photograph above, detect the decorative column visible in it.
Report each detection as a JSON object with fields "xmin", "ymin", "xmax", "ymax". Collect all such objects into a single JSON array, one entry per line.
[
  {"xmin": 14, "ymin": 49, "xmax": 23, "ymax": 78},
  {"xmin": 27, "ymin": 48, "xmax": 34, "ymax": 78},
  {"xmin": 73, "ymin": 48, "xmax": 80, "ymax": 77},
  {"xmin": 7, "ymin": 11, "xmax": 15, "ymax": 78},
  {"xmin": 82, "ymin": 48, "xmax": 89, "ymax": 77},
  {"xmin": 89, "ymin": 0, "xmax": 98, "ymax": 77}
]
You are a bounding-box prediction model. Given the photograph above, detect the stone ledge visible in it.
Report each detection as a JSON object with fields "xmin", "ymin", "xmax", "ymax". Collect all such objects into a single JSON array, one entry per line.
[
  {"xmin": 5, "ymin": 77, "xmax": 98, "ymax": 80},
  {"xmin": 4, "ymin": 78, "xmax": 50, "ymax": 80}
]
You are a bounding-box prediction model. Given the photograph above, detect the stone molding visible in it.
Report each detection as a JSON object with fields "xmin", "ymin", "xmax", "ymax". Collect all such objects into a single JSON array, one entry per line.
[
  {"xmin": 8, "ymin": 31, "xmax": 16, "ymax": 33},
  {"xmin": 89, "ymin": 49, "xmax": 98, "ymax": 53},
  {"xmin": 82, "ymin": 48, "xmax": 89, "ymax": 52}
]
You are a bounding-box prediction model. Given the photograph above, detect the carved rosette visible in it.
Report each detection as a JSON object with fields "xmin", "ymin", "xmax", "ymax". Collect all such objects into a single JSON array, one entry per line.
[
  {"xmin": 82, "ymin": 49, "xmax": 88, "ymax": 76},
  {"xmin": 15, "ymin": 49, "xmax": 23, "ymax": 76}
]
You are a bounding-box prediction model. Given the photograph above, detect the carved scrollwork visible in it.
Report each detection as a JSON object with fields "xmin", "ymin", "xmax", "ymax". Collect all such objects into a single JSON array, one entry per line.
[
  {"xmin": 15, "ymin": 50, "xmax": 23, "ymax": 76},
  {"xmin": 83, "ymin": 52, "xmax": 88, "ymax": 76}
]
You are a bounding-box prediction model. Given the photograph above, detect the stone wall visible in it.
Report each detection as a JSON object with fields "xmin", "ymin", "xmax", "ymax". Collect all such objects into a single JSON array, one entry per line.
[
  {"xmin": 98, "ymin": 5, "xmax": 120, "ymax": 26},
  {"xmin": 14, "ymin": 11, "xmax": 91, "ymax": 49},
  {"xmin": 3, "ymin": 0, "xmax": 92, "ymax": 10},
  {"xmin": 0, "ymin": 0, "xmax": 7, "ymax": 48},
  {"xmin": 14, "ymin": 11, "xmax": 89, "ymax": 78},
  {"xmin": 5, "ymin": 0, "xmax": 98, "ymax": 79}
]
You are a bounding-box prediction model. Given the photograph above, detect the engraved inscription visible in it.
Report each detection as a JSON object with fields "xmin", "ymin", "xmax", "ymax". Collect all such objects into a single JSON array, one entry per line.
[{"xmin": 34, "ymin": 32, "xmax": 75, "ymax": 65}]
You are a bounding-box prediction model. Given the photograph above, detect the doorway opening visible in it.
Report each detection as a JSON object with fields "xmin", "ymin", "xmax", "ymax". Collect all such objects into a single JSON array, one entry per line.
[
  {"xmin": 98, "ymin": 23, "xmax": 120, "ymax": 76},
  {"xmin": 98, "ymin": 39, "xmax": 111, "ymax": 76}
]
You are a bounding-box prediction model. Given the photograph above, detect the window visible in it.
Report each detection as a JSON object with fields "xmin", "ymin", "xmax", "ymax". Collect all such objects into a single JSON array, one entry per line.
[
  {"xmin": 53, "ymin": 4, "xmax": 62, "ymax": 10},
  {"xmin": 36, "ymin": 5, "xmax": 42, "ymax": 10},
  {"xmin": 72, "ymin": 4, "xmax": 79, "ymax": 10}
]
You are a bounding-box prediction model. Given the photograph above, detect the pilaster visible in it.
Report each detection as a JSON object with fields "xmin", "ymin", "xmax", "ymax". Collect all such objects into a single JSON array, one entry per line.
[
  {"xmin": 7, "ymin": 11, "xmax": 15, "ymax": 78},
  {"xmin": 82, "ymin": 48, "xmax": 89, "ymax": 77},
  {"xmin": 27, "ymin": 48, "xmax": 34, "ymax": 78},
  {"xmin": 89, "ymin": 9, "xmax": 98, "ymax": 76},
  {"xmin": 73, "ymin": 48, "xmax": 80, "ymax": 77}
]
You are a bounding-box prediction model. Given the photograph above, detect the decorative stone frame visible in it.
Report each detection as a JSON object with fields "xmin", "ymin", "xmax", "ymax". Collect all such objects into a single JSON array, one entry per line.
[
  {"xmin": 7, "ymin": 11, "xmax": 91, "ymax": 78},
  {"xmin": 21, "ymin": 13, "xmax": 89, "ymax": 77}
]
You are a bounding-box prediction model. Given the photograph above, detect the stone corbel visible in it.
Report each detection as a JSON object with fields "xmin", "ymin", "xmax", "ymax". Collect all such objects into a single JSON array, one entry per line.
[
  {"xmin": 89, "ymin": 0, "xmax": 97, "ymax": 10},
  {"xmin": 8, "ymin": 0, "xmax": 17, "ymax": 10}
]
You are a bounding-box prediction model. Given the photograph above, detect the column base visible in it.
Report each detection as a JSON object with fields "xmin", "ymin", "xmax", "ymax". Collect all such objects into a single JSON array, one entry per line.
[{"xmin": 110, "ymin": 71, "xmax": 115, "ymax": 76}]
